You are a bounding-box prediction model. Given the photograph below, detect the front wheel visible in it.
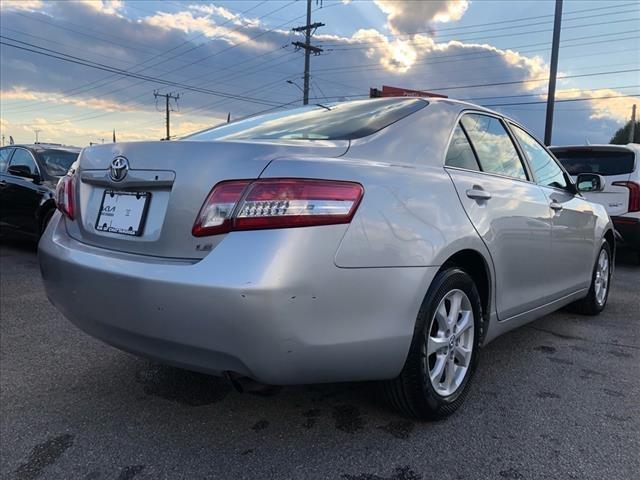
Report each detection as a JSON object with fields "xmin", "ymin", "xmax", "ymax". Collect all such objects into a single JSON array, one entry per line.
[
  {"xmin": 382, "ymin": 268, "xmax": 482, "ymax": 420},
  {"xmin": 568, "ymin": 242, "xmax": 612, "ymax": 315}
]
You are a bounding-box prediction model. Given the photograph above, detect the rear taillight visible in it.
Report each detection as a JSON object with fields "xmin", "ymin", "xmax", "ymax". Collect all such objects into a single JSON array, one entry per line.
[
  {"xmin": 192, "ymin": 180, "xmax": 252, "ymax": 237},
  {"xmin": 55, "ymin": 175, "xmax": 75, "ymax": 220},
  {"xmin": 192, "ymin": 178, "xmax": 363, "ymax": 237},
  {"xmin": 612, "ymin": 181, "xmax": 640, "ymax": 212}
]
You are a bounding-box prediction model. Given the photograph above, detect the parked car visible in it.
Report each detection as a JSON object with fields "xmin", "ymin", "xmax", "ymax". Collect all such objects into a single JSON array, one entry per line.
[
  {"xmin": 0, "ymin": 143, "xmax": 81, "ymax": 239},
  {"xmin": 550, "ymin": 144, "xmax": 639, "ymax": 258},
  {"xmin": 39, "ymin": 98, "xmax": 614, "ymax": 419}
]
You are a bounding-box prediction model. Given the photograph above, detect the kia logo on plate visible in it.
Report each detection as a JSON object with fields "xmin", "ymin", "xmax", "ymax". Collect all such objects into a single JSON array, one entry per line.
[{"xmin": 109, "ymin": 156, "xmax": 129, "ymax": 182}]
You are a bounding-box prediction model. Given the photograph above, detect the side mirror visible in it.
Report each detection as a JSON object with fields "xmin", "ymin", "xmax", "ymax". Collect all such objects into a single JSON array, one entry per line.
[
  {"xmin": 576, "ymin": 173, "xmax": 605, "ymax": 193},
  {"xmin": 7, "ymin": 164, "xmax": 38, "ymax": 180}
]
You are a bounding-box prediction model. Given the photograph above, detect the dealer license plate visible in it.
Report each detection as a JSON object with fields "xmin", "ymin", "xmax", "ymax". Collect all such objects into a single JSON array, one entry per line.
[{"xmin": 95, "ymin": 190, "xmax": 151, "ymax": 236}]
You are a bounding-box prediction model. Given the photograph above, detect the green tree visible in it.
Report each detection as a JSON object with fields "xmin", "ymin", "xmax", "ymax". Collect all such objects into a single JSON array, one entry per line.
[{"xmin": 610, "ymin": 119, "xmax": 640, "ymax": 144}]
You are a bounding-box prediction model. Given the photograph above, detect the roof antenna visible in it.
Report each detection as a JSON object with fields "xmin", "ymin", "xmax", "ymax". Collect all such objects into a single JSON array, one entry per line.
[{"xmin": 585, "ymin": 138, "xmax": 591, "ymax": 145}]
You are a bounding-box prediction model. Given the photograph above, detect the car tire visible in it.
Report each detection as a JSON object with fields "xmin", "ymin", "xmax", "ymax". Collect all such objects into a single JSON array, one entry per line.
[
  {"xmin": 568, "ymin": 241, "xmax": 612, "ymax": 316},
  {"xmin": 382, "ymin": 268, "xmax": 482, "ymax": 420}
]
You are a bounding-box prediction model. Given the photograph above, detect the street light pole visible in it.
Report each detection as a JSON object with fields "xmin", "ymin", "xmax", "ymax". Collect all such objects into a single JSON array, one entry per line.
[{"xmin": 544, "ymin": 0, "xmax": 563, "ymax": 146}]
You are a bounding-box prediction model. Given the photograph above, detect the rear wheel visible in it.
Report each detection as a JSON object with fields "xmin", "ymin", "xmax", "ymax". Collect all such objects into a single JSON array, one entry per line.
[
  {"xmin": 568, "ymin": 242, "xmax": 612, "ymax": 315},
  {"xmin": 382, "ymin": 268, "xmax": 482, "ymax": 420}
]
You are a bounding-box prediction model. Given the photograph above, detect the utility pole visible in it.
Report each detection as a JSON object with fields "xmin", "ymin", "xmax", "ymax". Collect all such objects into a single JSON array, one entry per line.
[
  {"xmin": 544, "ymin": 0, "xmax": 563, "ymax": 146},
  {"xmin": 292, "ymin": 0, "xmax": 324, "ymax": 105},
  {"xmin": 630, "ymin": 104, "xmax": 636, "ymax": 143},
  {"xmin": 154, "ymin": 90, "xmax": 180, "ymax": 140},
  {"xmin": 34, "ymin": 128, "xmax": 41, "ymax": 143}
]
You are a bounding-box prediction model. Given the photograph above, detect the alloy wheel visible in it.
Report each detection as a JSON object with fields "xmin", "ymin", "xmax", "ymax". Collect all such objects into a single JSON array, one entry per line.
[
  {"xmin": 594, "ymin": 248, "xmax": 610, "ymax": 306},
  {"xmin": 423, "ymin": 289, "xmax": 475, "ymax": 397}
]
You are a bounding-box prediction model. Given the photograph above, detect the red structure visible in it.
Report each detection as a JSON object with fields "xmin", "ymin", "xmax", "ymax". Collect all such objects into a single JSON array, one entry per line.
[{"xmin": 369, "ymin": 85, "xmax": 448, "ymax": 99}]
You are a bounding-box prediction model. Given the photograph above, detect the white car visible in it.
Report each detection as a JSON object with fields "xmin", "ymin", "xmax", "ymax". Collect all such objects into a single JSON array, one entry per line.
[{"xmin": 551, "ymin": 144, "xmax": 639, "ymax": 258}]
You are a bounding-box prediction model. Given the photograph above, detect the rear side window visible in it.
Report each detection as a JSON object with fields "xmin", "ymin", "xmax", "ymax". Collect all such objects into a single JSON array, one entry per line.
[
  {"xmin": 0, "ymin": 147, "xmax": 13, "ymax": 172},
  {"xmin": 8, "ymin": 149, "xmax": 39, "ymax": 176},
  {"xmin": 445, "ymin": 124, "xmax": 480, "ymax": 171},
  {"xmin": 552, "ymin": 150, "xmax": 636, "ymax": 176},
  {"xmin": 185, "ymin": 98, "xmax": 427, "ymax": 141},
  {"xmin": 461, "ymin": 114, "xmax": 527, "ymax": 181},
  {"xmin": 511, "ymin": 124, "xmax": 567, "ymax": 189}
]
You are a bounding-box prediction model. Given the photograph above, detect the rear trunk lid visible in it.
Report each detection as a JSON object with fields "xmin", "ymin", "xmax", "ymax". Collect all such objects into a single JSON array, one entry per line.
[{"xmin": 66, "ymin": 139, "xmax": 349, "ymax": 259}]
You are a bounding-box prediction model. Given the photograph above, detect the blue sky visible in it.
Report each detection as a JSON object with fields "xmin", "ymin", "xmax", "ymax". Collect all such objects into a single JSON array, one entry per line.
[{"xmin": 1, "ymin": 0, "xmax": 638, "ymax": 146}]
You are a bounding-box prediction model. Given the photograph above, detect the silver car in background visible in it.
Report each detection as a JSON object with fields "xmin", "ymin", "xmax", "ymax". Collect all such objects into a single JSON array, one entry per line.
[{"xmin": 39, "ymin": 98, "xmax": 614, "ymax": 419}]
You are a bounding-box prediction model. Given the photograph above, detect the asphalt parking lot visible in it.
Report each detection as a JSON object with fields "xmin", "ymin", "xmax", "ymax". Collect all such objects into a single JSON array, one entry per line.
[{"xmin": 0, "ymin": 241, "xmax": 638, "ymax": 480}]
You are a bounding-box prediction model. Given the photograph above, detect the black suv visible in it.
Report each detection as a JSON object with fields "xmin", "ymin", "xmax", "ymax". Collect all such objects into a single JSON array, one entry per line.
[{"xmin": 0, "ymin": 144, "xmax": 81, "ymax": 239}]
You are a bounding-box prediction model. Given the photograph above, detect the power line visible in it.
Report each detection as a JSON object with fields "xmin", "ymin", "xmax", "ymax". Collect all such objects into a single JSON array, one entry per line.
[
  {"xmin": 301, "ymin": 68, "xmax": 640, "ymax": 101},
  {"xmin": 327, "ymin": 1, "xmax": 638, "ymax": 41},
  {"xmin": 0, "ymin": 37, "xmax": 288, "ymax": 107},
  {"xmin": 1, "ymin": 1, "xmax": 287, "ymax": 113},
  {"xmin": 317, "ymin": 2, "xmax": 639, "ymax": 48},
  {"xmin": 310, "ymin": 29, "xmax": 640, "ymax": 75},
  {"xmin": 485, "ymin": 94, "xmax": 640, "ymax": 107},
  {"xmin": 324, "ymin": 17, "xmax": 639, "ymax": 50},
  {"xmin": 2, "ymin": 1, "xmax": 338, "ymax": 118}
]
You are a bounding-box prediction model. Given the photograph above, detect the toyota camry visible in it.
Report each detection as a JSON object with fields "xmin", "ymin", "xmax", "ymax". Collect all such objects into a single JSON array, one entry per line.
[{"xmin": 38, "ymin": 97, "xmax": 614, "ymax": 419}]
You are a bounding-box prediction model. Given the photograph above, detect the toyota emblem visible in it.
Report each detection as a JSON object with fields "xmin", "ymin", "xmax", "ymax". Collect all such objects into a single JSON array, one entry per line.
[{"xmin": 109, "ymin": 156, "xmax": 129, "ymax": 182}]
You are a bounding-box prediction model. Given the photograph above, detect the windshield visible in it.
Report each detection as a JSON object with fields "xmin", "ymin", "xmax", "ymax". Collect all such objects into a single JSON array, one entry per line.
[
  {"xmin": 185, "ymin": 98, "xmax": 427, "ymax": 142},
  {"xmin": 40, "ymin": 149, "xmax": 79, "ymax": 176},
  {"xmin": 552, "ymin": 149, "xmax": 636, "ymax": 176}
]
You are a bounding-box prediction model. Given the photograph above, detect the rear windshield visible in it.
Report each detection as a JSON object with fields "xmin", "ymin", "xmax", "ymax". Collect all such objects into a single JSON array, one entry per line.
[
  {"xmin": 185, "ymin": 98, "xmax": 427, "ymax": 141},
  {"xmin": 552, "ymin": 149, "xmax": 636, "ymax": 176},
  {"xmin": 40, "ymin": 149, "xmax": 79, "ymax": 176}
]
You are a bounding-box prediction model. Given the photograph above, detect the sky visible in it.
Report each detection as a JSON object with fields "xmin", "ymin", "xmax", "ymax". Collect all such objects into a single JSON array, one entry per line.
[{"xmin": 0, "ymin": 0, "xmax": 638, "ymax": 147}]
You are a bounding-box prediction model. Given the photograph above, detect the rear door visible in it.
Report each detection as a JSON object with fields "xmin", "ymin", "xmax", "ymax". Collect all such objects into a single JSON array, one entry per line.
[
  {"xmin": 551, "ymin": 147, "xmax": 635, "ymax": 217},
  {"xmin": 0, "ymin": 147, "xmax": 15, "ymax": 230},
  {"xmin": 3, "ymin": 148, "xmax": 43, "ymax": 235},
  {"xmin": 445, "ymin": 113, "xmax": 553, "ymax": 320},
  {"xmin": 511, "ymin": 125, "xmax": 595, "ymax": 294}
]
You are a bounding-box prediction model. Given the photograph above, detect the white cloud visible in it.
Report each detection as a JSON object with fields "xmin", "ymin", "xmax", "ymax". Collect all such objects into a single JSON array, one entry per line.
[
  {"xmin": 188, "ymin": 3, "xmax": 237, "ymax": 21},
  {"xmin": 143, "ymin": 10, "xmax": 271, "ymax": 49},
  {"xmin": 555, "ymin": 88, "xmax": 640, "ymax": 122},
  {"xmin": 374, "ymin": 0, "xmax": 469, "ymax": 34},
  {"xmin": 76, "ymin": 0, "xmax": 125, "ymax": 16},
  {"xmin": 0, "ymin": 0, "xmax": 43, "ymax": 12},
  {"xmin": 1, "ymin": 87, "xmax": 139, "ymax": 112}
]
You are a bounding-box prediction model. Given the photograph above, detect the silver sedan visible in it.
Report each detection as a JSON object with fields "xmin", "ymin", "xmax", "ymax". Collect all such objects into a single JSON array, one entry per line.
[{"xmin": 39, "ymin": 97, "xmax": 614, "ymax": 419}]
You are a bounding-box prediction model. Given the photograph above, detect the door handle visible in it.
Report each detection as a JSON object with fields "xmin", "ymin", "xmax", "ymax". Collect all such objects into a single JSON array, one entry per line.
[
  {"xmin": 550, "ymin": 201, "xmax": 563, "ymax": 211},
  {"xmin": 466, "ymin": 188, "xmax": 491, "ymax": 200}
]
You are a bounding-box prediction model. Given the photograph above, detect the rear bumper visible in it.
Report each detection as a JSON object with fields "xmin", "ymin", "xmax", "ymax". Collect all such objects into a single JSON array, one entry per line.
[
  {"xmin": 612, "ymin": 215, "xmax": 640, "ymax": 250},
  {"xmin": 39, "ymin": 213, "xmax": 436, "ymax": 385}
]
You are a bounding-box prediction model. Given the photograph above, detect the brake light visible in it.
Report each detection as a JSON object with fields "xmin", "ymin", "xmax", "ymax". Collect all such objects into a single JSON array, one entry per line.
[
  {"xmin": 192, "ymin": 178, "xmax": 363, "ymax": 237},
  {"xmin": 55, "ymin": 174, "xmax": 75, "ymax": 220},
  {"xmin": 612, "ymin": 181, "xmax": 640, "ymax": 212}
]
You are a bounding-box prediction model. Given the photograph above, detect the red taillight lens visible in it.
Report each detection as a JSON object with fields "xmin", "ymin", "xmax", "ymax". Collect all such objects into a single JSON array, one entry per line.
[
  {"xmin": 192, "ymin": 180, "xmax": 251, "ymax": 237},
  {"xmin": 235, "ymin": 179, "xmax": 363, "ymax": 230},
  {"xmin": 612, "ymin": 181, "xmax": 640, "ymax": 212},
  {"xmin": 192, "ymin": 178, "xmax": 364, "ymax": 237},
  {"xmin": 55, "ymin": 175, "xmax": 75, "ymax": 220}
]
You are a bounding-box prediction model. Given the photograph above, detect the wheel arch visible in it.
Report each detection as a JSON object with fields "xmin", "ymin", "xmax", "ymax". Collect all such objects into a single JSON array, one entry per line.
[
  {"xmin": 36, "ymin": 199, "xmax": 56, "ymax": 234},
  {"xmin": 604, "ymin": 228, "xmax": 615, "ymax": 261},
  {"xmin": 439, "ymin": 249, "xmax": 492, "ymax": 341}
]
